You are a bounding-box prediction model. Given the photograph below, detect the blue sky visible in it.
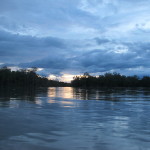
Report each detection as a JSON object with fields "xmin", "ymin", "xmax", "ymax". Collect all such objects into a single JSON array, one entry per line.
[{"xmin": 0, "ymin": 0, "xmax": 150, "ymax": 81}]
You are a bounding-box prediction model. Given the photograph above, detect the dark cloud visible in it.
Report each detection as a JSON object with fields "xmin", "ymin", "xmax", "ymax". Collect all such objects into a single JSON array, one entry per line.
[
  {"xmin": 94, "ymin": 38, "xmax": 110, "ymax": 45},
  {"xmin": 17, "ymin": 40, "xmax": 150, "ymax": 76},
  {"xmin": 19, "ymin": 55, "xmax": 69, "ymax": 69},
  {"xmin": 0, "ymin": 30, "xmax": 67, "ymax": 63},
  {"xmin": 1, "ymin": 27, "xmax": 150, "ymax": 76}
]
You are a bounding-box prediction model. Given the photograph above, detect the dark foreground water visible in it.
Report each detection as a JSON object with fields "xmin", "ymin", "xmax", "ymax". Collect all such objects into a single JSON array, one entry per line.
[{"xmin": 0, "ymin": 87, "xmax": 150, "ymax": 150}]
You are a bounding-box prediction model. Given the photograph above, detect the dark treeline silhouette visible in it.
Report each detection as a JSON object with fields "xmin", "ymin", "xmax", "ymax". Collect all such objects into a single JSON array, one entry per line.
[
  {"xmin": 0, "ymin": 67, "xmax": 69, "ymax": 87},
  {"xmin": 71, "ymin": 72, "xmax": 150, "ymax": 87}
]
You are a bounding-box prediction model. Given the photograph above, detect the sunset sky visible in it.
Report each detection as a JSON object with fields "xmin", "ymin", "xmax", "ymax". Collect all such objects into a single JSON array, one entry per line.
[{"xmin": 0, "ymin": 0, "xmax": 150, "ymax": 81}]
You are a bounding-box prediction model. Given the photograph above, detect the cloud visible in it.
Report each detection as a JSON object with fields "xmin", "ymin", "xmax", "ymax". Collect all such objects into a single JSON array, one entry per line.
[
  {"xmin": 0, "ymin": 0, "xmax": 150, "ymax": 79},
  {"xmin": 0, "ymin": 30, "xmax": 67, "ymax": 63},
  {"xmin": 16, "ymin": 40, "xmax": 150, "ymax": 77},
  {"xmin": 1, "ymin": 27, "xmax": 150, "ymax": 77},
  {"xmin": 94, "ymin": 37, "xmax": 110, "ymax": 45}
]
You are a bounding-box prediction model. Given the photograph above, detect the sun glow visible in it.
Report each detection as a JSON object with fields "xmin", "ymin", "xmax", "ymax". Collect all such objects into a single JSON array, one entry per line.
[
  {"xmin": 48, "ymin": 73, "xmax": 75, "ymax": 82},
  {"xmin": 48, "ymin": 75, "xmax": 57, "ymax": 80},
  {"xmin": 61, "ymin": 74, "xmax": 75, "ymax": 82}
]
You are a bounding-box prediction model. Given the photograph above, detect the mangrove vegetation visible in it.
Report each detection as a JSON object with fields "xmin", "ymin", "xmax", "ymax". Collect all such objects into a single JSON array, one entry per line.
[
  {"xmin": 0, "ymin": 67, "xmax": 150, "ymax": 87},
  {"xmin": 71, "ymin": 72, "xmax": 150, "ymax": 87},
  {"xmin": 0, "ymin": 67, "xmax": 69, "ymax": 87}
]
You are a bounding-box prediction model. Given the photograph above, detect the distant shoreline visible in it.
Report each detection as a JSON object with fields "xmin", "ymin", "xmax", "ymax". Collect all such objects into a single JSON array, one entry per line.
[
  {"xmin": 0, "ymin": 67, "xmax": 70, "ymax": 87},
  {"xmin": 71, "ymin": 72, "xmax": 150, "ymax": 88},
  {"xmin": 0, "ymin": 67, "xmax": 150, "ymax": 88}
]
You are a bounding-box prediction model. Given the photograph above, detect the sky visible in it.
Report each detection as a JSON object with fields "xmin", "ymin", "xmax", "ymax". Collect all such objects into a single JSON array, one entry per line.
[{"xmin": 0, "ymin": 0, "xmax": 150, "ymax": 82}]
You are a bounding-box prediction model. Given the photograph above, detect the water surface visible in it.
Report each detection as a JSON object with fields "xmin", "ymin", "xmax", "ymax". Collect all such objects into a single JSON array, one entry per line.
[{"xmin": 0, "ymin": 87, "xmax": 150, "ymax": 150}]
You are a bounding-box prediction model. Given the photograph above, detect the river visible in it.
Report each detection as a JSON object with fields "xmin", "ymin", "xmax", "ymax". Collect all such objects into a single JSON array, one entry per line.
[{"xmin": 0, "ymin": 87, "xmax": 150, "ymax": 150}]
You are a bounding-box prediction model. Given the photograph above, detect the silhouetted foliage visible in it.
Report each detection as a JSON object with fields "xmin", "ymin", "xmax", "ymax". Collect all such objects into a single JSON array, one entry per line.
[
  {"xmin": 0, "ymin": 67, "xmax": 69, "ymax": 87},
  {"xmin": 71, "ymin": 72, "xmax": 150, "ymax": 87}
]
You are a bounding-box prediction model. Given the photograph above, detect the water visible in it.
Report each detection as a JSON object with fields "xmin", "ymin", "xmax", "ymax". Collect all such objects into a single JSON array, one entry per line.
[{"xmin": 0, "ymin": 87, "xmax": 150, "ymax": 150}]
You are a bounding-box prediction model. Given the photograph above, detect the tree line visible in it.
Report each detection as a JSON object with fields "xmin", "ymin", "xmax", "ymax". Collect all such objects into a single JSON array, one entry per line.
[
  {"xmin": 0, "ymin": 67, "xmax": 69, "ymax": 87},
  {"xmin": 1, "ymin": 67, "xmax": 150, "ymax": 87},
  {"xmin": 71, "ymin": 72, "xmax": 150, "ymax": 87}
]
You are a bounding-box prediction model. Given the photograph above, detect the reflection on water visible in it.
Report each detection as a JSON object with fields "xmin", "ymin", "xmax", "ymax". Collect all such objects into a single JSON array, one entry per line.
[
  {"xmin": 48, "ymin": 87, "xmax": 74, "ymax": 99},
  {"xmin": 0, "ymin": 87, "xmax": 150, "ymax": 150},
  {"xmin": 47, "ymin": 87, "xmax": 150, "ymax": 101}
]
